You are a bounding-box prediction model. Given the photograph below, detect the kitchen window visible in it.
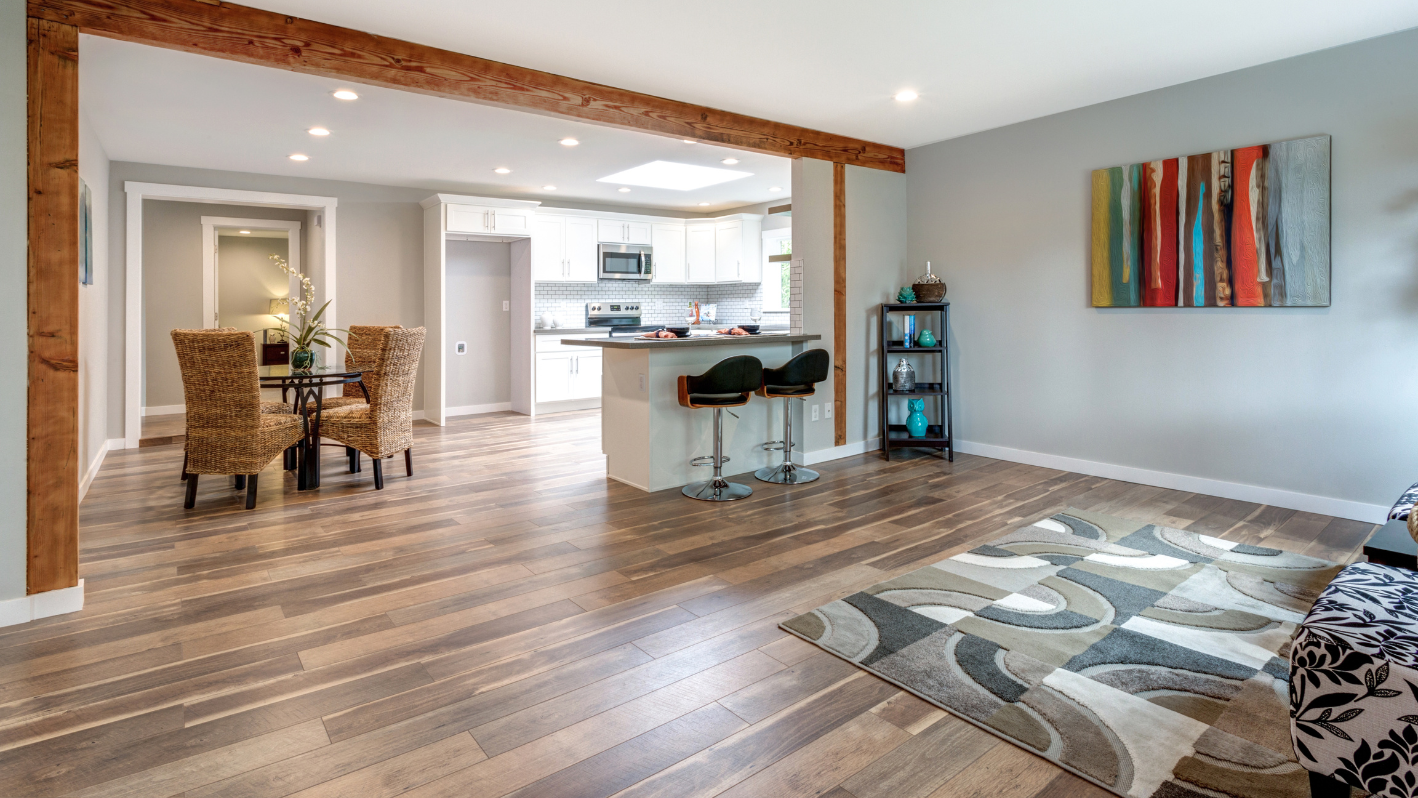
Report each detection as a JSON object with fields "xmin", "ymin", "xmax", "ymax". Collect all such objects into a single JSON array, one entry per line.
[{"xmin": 762, "ymin": 228, "xmax": 791, "ymax": 313}]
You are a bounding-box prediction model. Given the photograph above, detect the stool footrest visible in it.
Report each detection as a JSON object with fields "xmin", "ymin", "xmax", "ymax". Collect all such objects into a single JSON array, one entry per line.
[
  {"xmin": 762, "ymin": 441, "xmax": 786, "ymax": 452},
  {"xmin": 691, "ymin": 455, "xmax": 730, "ymax": 467}
]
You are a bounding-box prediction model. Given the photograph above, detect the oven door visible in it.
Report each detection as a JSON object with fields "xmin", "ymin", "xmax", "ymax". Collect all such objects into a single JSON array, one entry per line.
[{"xmin": 598, "ymin": 244, "xmax": 653, "ymax": 280}]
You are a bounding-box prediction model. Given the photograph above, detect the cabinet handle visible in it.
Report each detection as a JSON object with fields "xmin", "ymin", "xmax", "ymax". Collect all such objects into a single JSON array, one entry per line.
[{"xmin": 492, "ymin": 210, "xmax": 497, "ymax": 229}]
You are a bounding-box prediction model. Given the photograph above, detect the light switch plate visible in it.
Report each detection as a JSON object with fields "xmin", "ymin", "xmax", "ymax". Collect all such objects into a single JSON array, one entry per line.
[
  {"xmin": 811, "ymin": 404, "xmax": 820, "ymax": 422},
  {"xmin": 824, "ymin": 403, "xmax": 833, "ymax": 419},
  {"xmin": 455, "ymin": 341, "xmax": 467, "ymax": 355},
  {"xmin": 502, "ymin": 300, "xmax": 510, "ymax": 311},
  {"xmin": 638, "ymin": 374, "xmax": 647, "ymax": 393}
]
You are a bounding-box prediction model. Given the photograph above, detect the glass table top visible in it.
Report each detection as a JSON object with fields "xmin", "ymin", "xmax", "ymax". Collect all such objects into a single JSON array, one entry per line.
[{"xmin": 258, "ymin": 365, "xmax": 363, "ymax": 381}]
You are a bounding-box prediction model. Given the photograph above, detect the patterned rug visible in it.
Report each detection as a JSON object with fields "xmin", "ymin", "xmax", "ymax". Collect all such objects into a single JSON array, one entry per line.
[{"xmin": 782, "ymin": 508, "xmax": 1344, "ymax": 798}]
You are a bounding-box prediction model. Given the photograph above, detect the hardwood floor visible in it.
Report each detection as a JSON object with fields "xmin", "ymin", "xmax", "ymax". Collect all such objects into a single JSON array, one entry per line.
[{"xmin": 4, "ymin": 409, "xmax": 1374, "ymax": 797}]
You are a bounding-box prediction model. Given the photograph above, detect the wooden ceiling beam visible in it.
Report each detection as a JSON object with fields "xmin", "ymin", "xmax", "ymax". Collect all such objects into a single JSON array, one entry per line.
[{"xmin": 28, "ymin": 0, "xmax": 906, "ymax": 172}]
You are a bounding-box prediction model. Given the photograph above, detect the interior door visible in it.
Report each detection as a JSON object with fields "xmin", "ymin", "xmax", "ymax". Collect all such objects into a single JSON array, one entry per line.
[
  {"xmin": 532, "ymin": 216, "xmax": 565, "ymax": 281},
  {"xmin": 565, "ymin": 218, "xmax": 599, "ymax": 282},
  {"xmin": 686, "ymin": 225, "xmax": 715, "ymax": 283}
]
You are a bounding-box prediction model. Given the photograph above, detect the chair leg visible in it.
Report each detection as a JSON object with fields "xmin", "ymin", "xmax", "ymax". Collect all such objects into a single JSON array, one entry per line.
[
  {"xmin": 284, "ymin": 446, "xmax": 297, "ymax": 471},
  {"xmin": 347, "ymin": 447, "xmax": 357, "ymax": 473},
  {"xmin": 181, "ymin": 452, "xmax": 189, "ymax": 481},
  {"xmin": 372, "ymin": 458, "xmax": 384, "ymax": 490},
  {"xmin": 244, "ymin": 474, "xmax": 258, "ymax": 510},
  {"xmin": 183, "ymin": 474, "xmax": 199, "ymax": 509},
  {"xmin": 234, "ymin": 475, "xmax": 246, "ymax": 490},
  {"xmin": 404, "ymin": 449, "xmax": 413, "ymax": 477}
]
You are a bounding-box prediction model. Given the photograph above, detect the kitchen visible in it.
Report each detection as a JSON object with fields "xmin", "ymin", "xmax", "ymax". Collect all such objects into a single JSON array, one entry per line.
[{"xmin": 421, "ymin": 180, "xmax": 805, "ymax": 496}]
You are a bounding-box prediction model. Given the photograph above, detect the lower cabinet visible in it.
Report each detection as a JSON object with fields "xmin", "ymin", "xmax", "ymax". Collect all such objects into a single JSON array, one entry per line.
[{"xmin": 535, "ymin": 351, "xmax": 602, "ymax": 403}]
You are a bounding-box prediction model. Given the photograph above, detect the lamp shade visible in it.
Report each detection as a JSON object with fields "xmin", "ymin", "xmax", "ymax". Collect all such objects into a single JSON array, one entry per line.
[{"xmin": 268, "ymin": 298, "xmax": 290, "ymax": 318}]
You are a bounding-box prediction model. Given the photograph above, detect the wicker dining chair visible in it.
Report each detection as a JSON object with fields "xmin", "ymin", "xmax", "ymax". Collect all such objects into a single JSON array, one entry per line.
[
  {"xmin": 317, "ymin": 326, "xmax": 425, "ymax": 490},
  {"xmin": 172, "ymin": 329, "xmax": 306, "ymax": 509},
  {"xmin": 179, "ymin": 329, "xmax": 294, "ymax": 480},
  {"xmin": 309, "ymin": 325, "xmax": 402, "ymax": 414}
]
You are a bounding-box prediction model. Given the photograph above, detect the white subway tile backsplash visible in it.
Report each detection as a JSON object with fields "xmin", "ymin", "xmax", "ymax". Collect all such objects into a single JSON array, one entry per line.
[{"xmin": 534, "ymin": 281, "xmax": 772, "ymax": 327}]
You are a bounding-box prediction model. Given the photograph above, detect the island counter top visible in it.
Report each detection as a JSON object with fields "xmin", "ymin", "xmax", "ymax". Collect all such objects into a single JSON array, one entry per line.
[{"xmin": 563, "ymin": 332, "xmax": 821, "ymax": 350}]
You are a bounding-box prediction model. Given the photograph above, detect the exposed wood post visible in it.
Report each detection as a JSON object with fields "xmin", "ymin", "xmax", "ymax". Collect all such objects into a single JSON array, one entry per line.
[
  {"xmin": 832, "ymin": 162, "xmax": 846, "ymax": 447},
  {"xmin": 26, "ymin": 16, "xmax": 81, "ymax": 594},
  {"xmin": 27, "ymin": 0, "xmax": 905, "ymax": 173}
]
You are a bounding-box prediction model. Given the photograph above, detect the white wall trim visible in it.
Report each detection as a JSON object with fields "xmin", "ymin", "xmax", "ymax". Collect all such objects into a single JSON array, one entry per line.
[
  {"xmin": 804, "ymin": 437, "xmax": 881, "ymax": 466},
  {"xmin": 0, "ymin": 580, "xmax": 85, "ymax": 629},
  {"xmin": 124, "ymin": 182, "xmax": 338, "ymax": 449},
  {"xmin": 445, "ymin": 402, "xmax": 513, "ymax": 417},
  {"xmin": 955, "ymin": 439, "xmax": 1387, "ymax": 524},
  {"xmin": 79, "ymin": 439, "xmax": 125, "ymax": 502},
  {"xmin": 142, "ymin": 404, "xmax": 185, "ymax": 417}
]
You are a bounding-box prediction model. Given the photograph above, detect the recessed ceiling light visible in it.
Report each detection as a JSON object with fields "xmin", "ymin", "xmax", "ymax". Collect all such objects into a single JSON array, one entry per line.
[
  {"xmin": 618, "ymin": 187, "xmax": 630, "ymax": 193},
  {"xmin": 289, "ymin": 154, "xmax": 309, "ymax": 161},
  {"xmin": 308, "ymin": 127, "xmax": 330, "ymax": 136},
  {"xmin": 333, "ymin": 89, "xmax": 359, "ymax": 100},
  {"xmin": 543, "ymin": 185, "xmax": 557, "ymax": 191},
  {"xmin": 560, "ymin": 138, "xmax": 579, "ymax": 147},
  {"xmin": 769, "ymin": 186, "xmax": 782, "ymax": 192},
  {"xmin": 894, "ymin": 89, "xmax": 918, "ymax": 102},
  {"xmin": 493, "ymin": 167, "xmax": 511, "ymax": 174},
  {"xmin": 597, "ymin": 160, "xmax": 752, "ymax": 191},
  {"xmin": 682, "ymin": 139, "xmax": 696, "ymax": 144},
  {"xmin": 721, "ymin": 158, "xmax": 739, "ymax": 165},
  {"xmin": 699, "ymin": 202, "xmax": 710, "ymax": 206},
  {"xmin": 239, "ymin": 230, "xmax": 251, "ymax": 234}
]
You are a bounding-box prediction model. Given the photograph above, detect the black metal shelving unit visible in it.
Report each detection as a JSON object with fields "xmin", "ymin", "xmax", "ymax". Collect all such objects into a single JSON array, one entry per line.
[{"xmin": 878, "ymin": 302, "xmax": 953, "ymax": 460}]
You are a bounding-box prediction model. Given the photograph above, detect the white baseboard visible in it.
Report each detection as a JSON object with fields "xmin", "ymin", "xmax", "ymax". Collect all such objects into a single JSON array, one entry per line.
[
  {"xmin": 534, "ymin": 398, "xmax": 601, "ymax": 416},
  {"xmin": 954, "ymin": 439, "xmax": 1388, "ymax": 524},
  {"xmin": 804, "ymin": 438, "xmax": 881, "ymax": 466},
  {"xmin": 79, "ymin": 439, "xmax": 125, "ymax": 501},
  {"xmin": 142, "ymin": 405, "xmax": 185, "ymax": 417},
  {"xmin": 0, "ymin": 580, "xmax": 85, "ymax": 629},
  {"xmin": 445, "ymin": 402, "xmax": 513, "ymax": 417}
]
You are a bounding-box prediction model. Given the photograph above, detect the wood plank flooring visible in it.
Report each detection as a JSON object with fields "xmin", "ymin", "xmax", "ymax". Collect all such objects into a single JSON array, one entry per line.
[{"xmin": 4, "ymin": 409, "xmax": 1374, "ymax": 797}]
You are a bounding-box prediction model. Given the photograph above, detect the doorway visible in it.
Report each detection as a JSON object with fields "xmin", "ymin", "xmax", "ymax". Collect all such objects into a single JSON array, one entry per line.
[{"xmin": 202, "ymin": 217, "xmax": 300, "ymax": 336}]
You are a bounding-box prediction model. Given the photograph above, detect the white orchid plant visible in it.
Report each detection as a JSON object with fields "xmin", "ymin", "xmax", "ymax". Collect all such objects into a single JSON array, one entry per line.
[{"xmin": 267, "ymin": 254, "xmax": 345, "ymax": 352}]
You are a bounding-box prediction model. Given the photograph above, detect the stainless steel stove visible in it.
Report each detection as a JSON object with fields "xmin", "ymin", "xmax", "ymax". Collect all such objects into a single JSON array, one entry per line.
[{"xmin": 585, "ymin": 302, "xmax": 642, "ymax": 328}]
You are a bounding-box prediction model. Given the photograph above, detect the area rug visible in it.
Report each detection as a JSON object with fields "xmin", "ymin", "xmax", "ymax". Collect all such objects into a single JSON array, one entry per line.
[{"xmin": 781, "ymin": 508, "xmax": 1344, "ymax": 798}]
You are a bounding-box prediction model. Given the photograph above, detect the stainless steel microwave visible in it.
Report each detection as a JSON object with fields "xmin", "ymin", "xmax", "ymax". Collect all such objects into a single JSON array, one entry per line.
[{"xmin": 598, "ymin": 243, "xmax": 653, "ymax": 281}]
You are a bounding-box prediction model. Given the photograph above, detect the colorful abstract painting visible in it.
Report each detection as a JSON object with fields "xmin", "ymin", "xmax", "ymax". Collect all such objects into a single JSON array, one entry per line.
[
  {"xmin": 1091, "ymin": 135, "xmax": 1329, "ymax": 307},
  {"xmin": 783, "ymin": 508, "xmax": 1341, "ymax": 798}
]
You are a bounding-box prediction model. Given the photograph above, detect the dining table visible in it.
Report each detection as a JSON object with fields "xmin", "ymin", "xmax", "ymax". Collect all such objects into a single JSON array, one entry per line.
[{"xmin": 259, "ymin": 364, "xmax": 366, "ymax": 490}]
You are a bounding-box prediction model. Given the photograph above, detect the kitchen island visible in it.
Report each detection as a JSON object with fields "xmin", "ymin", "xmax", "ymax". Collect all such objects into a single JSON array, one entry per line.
[{"xmin": 564, "ymin": 333, "xmax": 823, "ymax": 492}]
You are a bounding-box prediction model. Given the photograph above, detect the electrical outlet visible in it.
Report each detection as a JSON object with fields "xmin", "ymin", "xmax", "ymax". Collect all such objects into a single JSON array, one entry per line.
[
  {"xmin": 811, "ymin": 404, "xmax": 820, "ymax": 422},
  {"xmin": 502, "ymin": 300, "xmax": 510, "ymax": 311},
  {"xmin": 455, "ymin": 341, "xmax": 467, "ymax": 355},
  {"xmin": 638, "ymin": 373, "xmax": 647, "ymax": 393},
  {"xmin": 824, "ymin": 403, "xmax": 833, "ymax": 420}
]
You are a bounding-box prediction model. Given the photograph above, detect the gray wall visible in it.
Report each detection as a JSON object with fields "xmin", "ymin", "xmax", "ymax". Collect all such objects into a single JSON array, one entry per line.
[
  {"xmin": 445, "ymin": 241, "xmax": 511, "ymax": 409},
  {"xmin": 907, "ymin": 26, "xmax": 1418, "ymax": 516},
  {"xmin": 0, "ymin": 0, "xmax": 25, "ymax": 600},
  {"xmin": 217, "ymin": 235, "xmax": 289, "ymax": 336},
  {"xmin": 79, "ymin": 111, "xmax": 111, "ymax": 493},
  {"xmin": 139, "ymin": 200, "xmax": 306, "ymax": 409}
]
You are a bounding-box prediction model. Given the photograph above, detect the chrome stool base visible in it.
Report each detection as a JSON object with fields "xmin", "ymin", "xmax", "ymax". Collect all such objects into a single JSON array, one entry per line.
[
  {"xmin": 683, "ymin": 478, "xmax": 753, "ymax": 501},
  {"xmin": 754, "ymin": 461, "xmax": 820, "ymax": 484}
]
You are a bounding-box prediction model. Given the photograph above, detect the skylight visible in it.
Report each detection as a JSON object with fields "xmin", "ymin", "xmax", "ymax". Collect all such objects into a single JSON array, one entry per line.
[{"xmin": 597, "ymin": 161, "xmax": 752, "ymax": 191}]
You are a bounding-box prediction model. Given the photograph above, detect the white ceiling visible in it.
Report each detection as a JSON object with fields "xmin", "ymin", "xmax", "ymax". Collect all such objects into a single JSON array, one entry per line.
[
  {"xmin": 230, "ymin": 0, "xmax": 1418, "ymax": 149},
  {"xmin": 80, "ymin": 37, "xmax": 790, "ymax": 213}
]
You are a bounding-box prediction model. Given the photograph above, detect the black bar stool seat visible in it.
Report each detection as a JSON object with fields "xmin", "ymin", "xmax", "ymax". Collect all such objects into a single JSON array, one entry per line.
[
  {"xmin": 678, "ymin": 355, "xmax": 762, "ymax": 501},
  {"xmin": 756, "ymin": 349, "xmax": 829, "ymax": 485}
]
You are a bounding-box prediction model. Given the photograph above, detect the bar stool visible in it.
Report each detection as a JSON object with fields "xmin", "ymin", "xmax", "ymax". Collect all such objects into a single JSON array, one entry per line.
[
  {"xmin": 678, "ymin": 355, "xmax": 764, "ymax": 501},
  {"xmin": 755, "ymin": 348, "xmax": 830, "ymax": 485}
]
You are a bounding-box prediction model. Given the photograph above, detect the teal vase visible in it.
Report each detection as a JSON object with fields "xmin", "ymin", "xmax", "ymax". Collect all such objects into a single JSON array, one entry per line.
[
  {"xmin": 906, "ymin": 398, "xmax": 929, "ymax": 438},
  {"xmin": 291, "ymin": 346, "xmax": 315, "ymax": 372},
  {"xmin": 917, "ymin": 329, "xmax": 936, "ymax": 347}
]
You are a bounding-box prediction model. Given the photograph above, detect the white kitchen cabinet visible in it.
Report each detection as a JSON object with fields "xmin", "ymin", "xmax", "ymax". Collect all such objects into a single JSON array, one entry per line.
[
  {"xmin": 536, "ymin": 350, "xmax": 601, "ymax": 402},
  {"xmin": 597, "ymin": 219, "xmax": 651, "ymax": 245},
  {"xmin": 686, "ymin": 223, "xmax": 716, "ymax": 283},
  {"xmin": 715, "ymin": 221, "xmax": 741, "ymax": 282},
  {"xmin": 447, "ymin": 203, "xmax": 534, "ymax": 236},
  {"xmin": 533, "ymin": 215, "xmax": 598, "ymax": 282},
  {"xmin": 651, "ymin": 223, "xmax": 686, "ymax": 283}
]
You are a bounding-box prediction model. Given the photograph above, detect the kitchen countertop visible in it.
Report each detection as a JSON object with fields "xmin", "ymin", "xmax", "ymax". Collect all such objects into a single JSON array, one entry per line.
[
  {"xmin": 563, "ymin": 332, "xmax": 820, "ymax": 350},
  {"xmin": 535, "ymin": 325, "xmax": 790, "ymax": 335}
]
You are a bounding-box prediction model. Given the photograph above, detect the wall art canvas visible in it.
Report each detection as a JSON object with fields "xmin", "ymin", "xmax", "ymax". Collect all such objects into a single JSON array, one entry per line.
[
  {"xmin": 1091, "ymin": 135, "xmax": 1330, "ymax": 307},
  {"xmin": 79, "ymin": 179, "xmax": 94, "ymax": 286}
]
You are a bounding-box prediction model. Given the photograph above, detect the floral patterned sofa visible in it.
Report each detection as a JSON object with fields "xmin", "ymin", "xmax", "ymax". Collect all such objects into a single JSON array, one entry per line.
[{"xmin": 1291, "ymin": 561, "xmax": 1418, "ymax": 797}]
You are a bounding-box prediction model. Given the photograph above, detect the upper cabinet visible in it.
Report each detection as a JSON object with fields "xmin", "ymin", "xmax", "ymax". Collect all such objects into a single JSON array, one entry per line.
[
  {"xmin": 446, "ymin": 203, "xmax": 534, "ymax": 236},
  {"xmin": 710, "ymin": 215, "xmax": 764, "ymax": 283},
  {"xmin": 597, "ymin": 219, "xmax": 651, "ymax": 245},
  {"xmin": 533, "ymin": 215, "xmax": 598, "ymax": 282},
  {"xmin": 652, "ymin": 223, "xmax": 687, "ymax": 284},
  {"xmin": 686, "ymin": 222, "xmax": 716, "ymax": 284}
]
